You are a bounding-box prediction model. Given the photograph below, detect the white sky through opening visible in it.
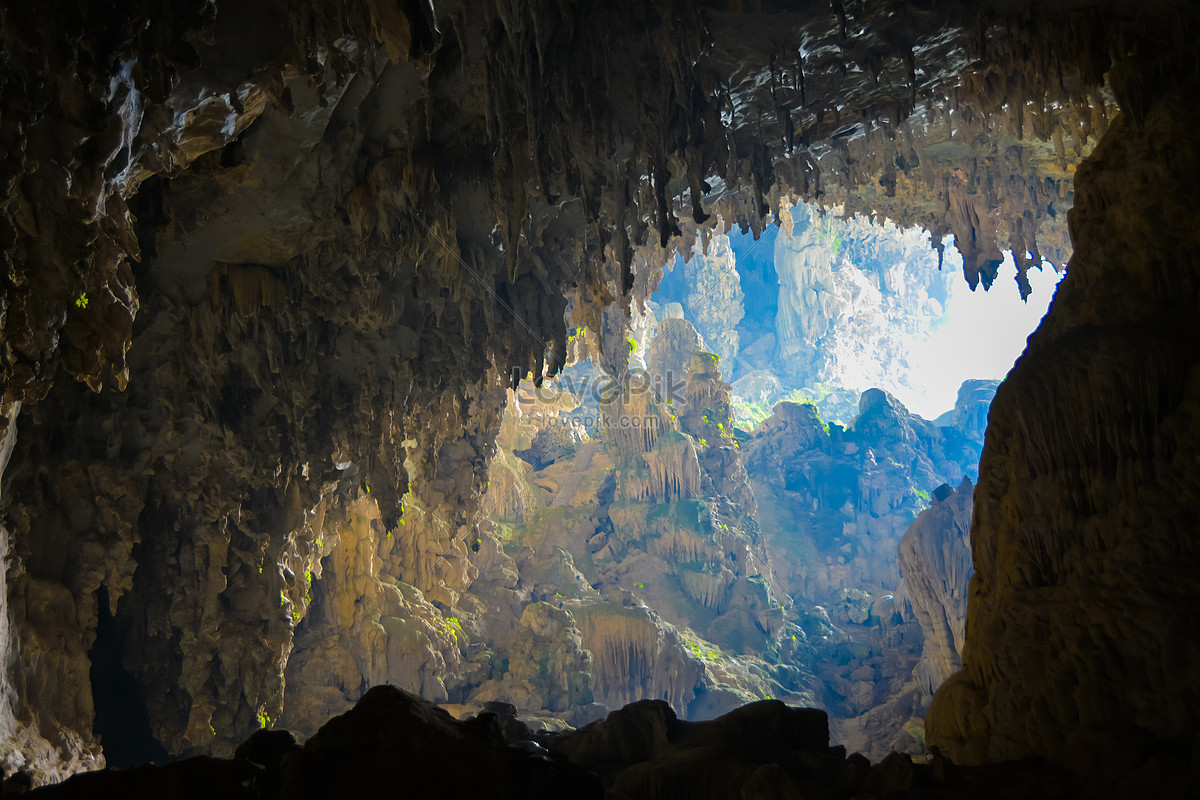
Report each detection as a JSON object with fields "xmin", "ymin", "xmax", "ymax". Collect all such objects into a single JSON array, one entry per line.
[{"xmin": 892, "ymin": 251, "xmax": 1064, "ymax": 419}]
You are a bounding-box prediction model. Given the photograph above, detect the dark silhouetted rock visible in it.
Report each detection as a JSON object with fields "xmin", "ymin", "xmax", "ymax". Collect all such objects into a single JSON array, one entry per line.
[
  {"xmin": 26, "ymin": 757, "xmax": 259, "ymax": 800},
  {"xmin": 276, "ymin": 686, "xmax": 602, "ymax": 800}
]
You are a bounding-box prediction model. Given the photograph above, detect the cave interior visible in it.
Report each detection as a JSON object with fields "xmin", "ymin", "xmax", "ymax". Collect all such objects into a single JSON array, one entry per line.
[{"xmin": 0, "ymin": 0, "xmax": 1198, "ymax": 797}]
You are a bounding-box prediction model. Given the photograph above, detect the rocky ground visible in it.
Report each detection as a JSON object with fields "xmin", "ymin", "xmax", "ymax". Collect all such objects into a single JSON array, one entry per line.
[{"xmin": 19, "ymin": 685, "xmax": 1096, "ymax": 800}]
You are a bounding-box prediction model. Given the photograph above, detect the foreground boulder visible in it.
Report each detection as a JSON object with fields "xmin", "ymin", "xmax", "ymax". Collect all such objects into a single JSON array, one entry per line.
[
  {"xmin": 554, "ymin": 698, "xmax": 831, "ymax": 797},
  {"xmin": 277, "ymin": 686, "xmax": 600, "ymax": 799}
]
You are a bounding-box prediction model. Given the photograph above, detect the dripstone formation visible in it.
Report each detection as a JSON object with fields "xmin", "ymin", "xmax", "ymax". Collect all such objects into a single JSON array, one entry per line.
[{"xmin": 0, "ymin": 0, "xmax": 1197, "ymax": 796}]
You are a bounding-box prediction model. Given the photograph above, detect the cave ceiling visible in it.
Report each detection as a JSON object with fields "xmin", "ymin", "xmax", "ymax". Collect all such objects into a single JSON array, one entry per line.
[{"xmin": 4, "ymin": 0, "xmax": 1179, "ymax": 428}]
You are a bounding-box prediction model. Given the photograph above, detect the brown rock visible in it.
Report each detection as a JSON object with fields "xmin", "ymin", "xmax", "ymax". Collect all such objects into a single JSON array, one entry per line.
[
  {"xmin": 0, "ymin": 0, "xmax": 1193, "ymax": 786},
  {"xmin": 898, "ymin": 478, "xmax": 973, "ymax": 695},
  {"xmin": 927, "ymin": 77, "xmax": 1200, "ymax": 770}
]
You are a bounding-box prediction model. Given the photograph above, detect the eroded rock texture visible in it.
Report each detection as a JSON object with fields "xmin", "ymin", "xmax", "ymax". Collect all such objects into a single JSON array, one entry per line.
[
  {"xmin": 739, "ymin": 390, "xmax": 985, "ymax": 759},
  {"xmin": 772, "ymin": 204, "xmax": 958, "ymax": 408},
  {"xmin": 474, "ymin": 318, "xmax": 992, "ymax": 758},
  {"xmin": 473, "ymin": 354, "xmax": 801, "ymax": 724},
  {"xmin": 0, "ymin": 0, "xmax": 1196, "ymax": 788},
  {"xmin": 927, "ymin": 75, "xmax": 1200, "ymax": 773},
  {"xmin": 898, "ymin": 479, "xmax": 972, "ymax": 697},
  {"xmin": 747, "ymin": 392, "xmax": 983, "ymax": 603},
  {"xmin": 662, "ymin": 235, "xmax": 746, "ymax": 371}
]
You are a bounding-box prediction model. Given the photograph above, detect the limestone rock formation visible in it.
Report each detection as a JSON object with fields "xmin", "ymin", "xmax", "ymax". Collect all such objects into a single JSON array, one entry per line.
[
  {"xmin": 813, "ymin": 604, "xmax": 927, "ymax": 761},
  {"xmin": 927, "ymin": 75, "xmax": 1200, "ymax": 773},
  {"xmin": 0, "ymin": 0, "xmax": 1195, "ymax": 789},
  {"xmin": 668, "ymin": 233, "xmax": 746, "ymax": 372},
  {"xmin": 472, "ymin": 601, "xmax": 594, "ymax": 717},
  {"xmin": 675, "ymin": 352, "xmax": 756, "ymax": 516},
  {"xmin": 660, "ymin": 211, "xmax": 1000, "ymax": 432},
  {"xmin": 568, "ymin": 597, "xmax": 705, "ymax": 717},
  {"xmin": 279, "ymin": 497, "xmax": 478, "ymax": 735},
  {"xmin": 773, "ymin": 204, "xmax": 958, "ymax": 402},
  {"xmin": 746, "ymin": 392, "xmax": 982, "ymax": 603},
  {"xmin": 897, "ymin": 479, "xmax": 973, "ymax": 697},
  {"xmin": 469, "ymin": 358, "xmax": 803, "ymax": 723},
  {"xmin": 738, "ymin": 390, "xmax": 988, "ymax": 759},
  {"xmin": 942, "ymin": 381, "xmax": 999, "ymax": 444},
  {"xmin": 645, "ymin": 316, "xmax": 703, "ymax": 406}
]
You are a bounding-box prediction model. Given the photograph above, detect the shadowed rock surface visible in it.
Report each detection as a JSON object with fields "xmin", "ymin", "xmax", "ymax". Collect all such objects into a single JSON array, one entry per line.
[
  {"xmin": 926, "ymin": 76, "xmax": 1200, "ymax": 773},
  {"xmin": 25, "ymin": 685, "xmax": 1095, "ymax": 800}
]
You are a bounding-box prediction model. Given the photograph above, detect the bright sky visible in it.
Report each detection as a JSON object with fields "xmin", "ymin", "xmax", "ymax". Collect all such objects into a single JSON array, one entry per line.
[{"xmin": 893, "ymin": 250, "xmax": 1064, "ymax": 419}]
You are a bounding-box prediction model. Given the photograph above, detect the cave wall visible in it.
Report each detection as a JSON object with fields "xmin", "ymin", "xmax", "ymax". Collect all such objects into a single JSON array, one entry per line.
[
  {"xmin": 927, "ymin": 75, "xmax": 1200, "ymax": 767},
  {"xmin": 0, "ymin": 28, "xmax": 528, "ymax": 767},
  {"xmin": 1, "ymin": 0, "xmax": 694, "ymax": 773},
  {"xmin": 0, "ymin": 0, "xmax": 1197, "ymax": 783}
]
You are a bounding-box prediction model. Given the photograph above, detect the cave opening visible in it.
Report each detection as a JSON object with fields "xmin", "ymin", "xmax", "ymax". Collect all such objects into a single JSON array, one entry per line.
[
  {"xmin": 649, "ymin": 205, "xmax": 1063, "ymax": 427},
  {"xmin": 481, "ymin": 194, "xmax": 1066, "ymax": 754}
]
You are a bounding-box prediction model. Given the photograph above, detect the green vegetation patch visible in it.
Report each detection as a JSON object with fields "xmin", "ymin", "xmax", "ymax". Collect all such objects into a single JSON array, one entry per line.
[
  {"xmin": 732, "ymin": 391, "xmax": 834, "ymax": 433},
  {"xmin": 731, "ymin": 397, "xmax": 775, "ymax": 430}
]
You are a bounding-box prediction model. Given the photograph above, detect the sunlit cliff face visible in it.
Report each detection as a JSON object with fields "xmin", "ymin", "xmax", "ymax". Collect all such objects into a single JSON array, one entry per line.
[{"xmin": 0, "ymin": 0, "xmax": 1197, "ymax": 791}]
